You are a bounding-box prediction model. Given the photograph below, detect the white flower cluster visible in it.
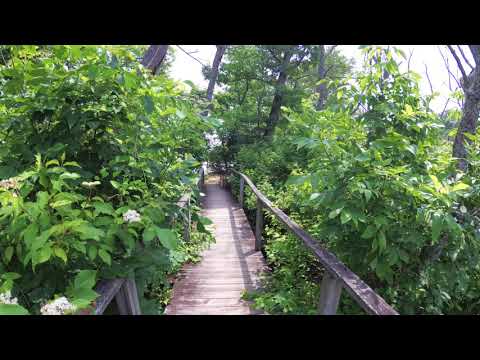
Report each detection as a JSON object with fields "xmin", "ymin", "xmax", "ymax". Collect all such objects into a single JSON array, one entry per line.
[
  {"xmin": 81, "ymin": 181, "xmax": 101, "ymax": 189},
  {"xmin": 40, "ymin": 296, "xmax": 76, "ymax": 315},
  {"xmin": 123, "ymin": 209, "xmax": 141, "ymax": 223},
  {"xmin": 0, "ymin": 178, "xmax": 18, "ymax": 190},
  {"xmin": 0, "ymin": 291, "xmax": 19, "ymax": 305}
]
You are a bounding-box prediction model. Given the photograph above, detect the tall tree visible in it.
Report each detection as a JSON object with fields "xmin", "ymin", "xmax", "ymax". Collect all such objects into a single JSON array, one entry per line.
[
  {"xmin": 447, "ymin": 45, "xmax": 480, "ymax": 172},
  {"xmin": 263, "ymin": 46, "xmax": 312, "ymax": 137},
  {"xmin": 141, "ymin": 45, "xmax": 169, "ymax": 75},
  {"xmin": 206, "ymin": 45, "xmax": 227, "ymax": 102},
  {"xmin": 264, "ymin": 48, "xmax": 294, "ymax": 137}
]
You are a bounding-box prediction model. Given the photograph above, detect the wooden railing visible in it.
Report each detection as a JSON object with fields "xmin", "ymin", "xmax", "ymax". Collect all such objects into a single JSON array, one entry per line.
[
  {"xmin": 92, "ymin": 164, "xmax": 206, "ymax": 315},
  {"xmin": 232, "ymin": 169, "xmax": 398, "ymax": 315}
]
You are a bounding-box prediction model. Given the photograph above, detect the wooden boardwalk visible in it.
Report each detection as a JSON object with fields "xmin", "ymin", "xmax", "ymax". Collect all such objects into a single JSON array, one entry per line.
[{"xmin": 165, "ymin": 176, "xmax": 267, "ymax": 315}]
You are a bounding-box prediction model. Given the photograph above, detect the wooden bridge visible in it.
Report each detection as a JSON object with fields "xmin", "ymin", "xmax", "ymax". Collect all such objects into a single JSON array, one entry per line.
[{"xmin": 93, "ymin": 166, "xmax": 399, "ymax": 315}]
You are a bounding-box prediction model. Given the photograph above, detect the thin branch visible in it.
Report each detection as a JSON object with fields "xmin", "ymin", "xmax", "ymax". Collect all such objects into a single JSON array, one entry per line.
[
  {"xmin": 323, "ymin": 64, "xmax": 335, "ymax": 78},
  {"xmin": 326, "ymin": 45, "xmax": 338, "ymax": 56},
  {"xmin": 440, "ymin": 98, "xmax": 451, "ymax": 118},
  {"xmin": 175, "ymin": 45, "xmax": 206, "ymax": 67},
  {"xmin": 457, "ymin": 45, "xmax": 474, "ymax": 70},
  {"xmin": 447, "ymin": 45, "xmax": 468, "ymax": 81},
  {"xmin": 407, "ymin": 49, "xmax": 414, "ymax": 72},
  {"xmin": 267, "ymin": 47, "xmax": 282, "ymax": 63},
  {"xmin": 424, "ymin": 63, "xmax": 434, "ymax": 95},
  {"xmin": 439, "ymin": 46, "xmax": 462, "ymax": 90}
]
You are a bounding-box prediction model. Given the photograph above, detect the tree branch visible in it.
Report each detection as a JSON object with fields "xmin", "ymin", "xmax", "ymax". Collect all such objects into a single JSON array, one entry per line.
[
  {"xmin": 457, "ymin": 45, "xmax": 474, "ymax": 70},
  {"xmin": 175, "ymin": 45, "xmax": 206, "ymax": 67},
  {"xmin": 469, "ymin": 45, "xmax": 480, "ymax": 66},
  {"xmin": 439, "ymin": 46, "xmax": 462, "ymax": 91},
  {"xmin": 447, "ymin": 45, "xmax": 468, "ymax": 81},
  {"xmin": 407, "ymin": 49, "xmax": 414, "ymax": 72},
  {"xmin": 326, "ymin": 45, "xmax": 338, "ymax": 56},
  {"xmin": 267, "ymin": 47, "xmax": 282, "ymax": 63},
  {"xmin": 424, "ymin": 63, "xmax": 434, "ymax": 95}
]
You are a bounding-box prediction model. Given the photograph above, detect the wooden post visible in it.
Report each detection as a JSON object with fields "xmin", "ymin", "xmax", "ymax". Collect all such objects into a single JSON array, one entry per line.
[
  {"xmin": 116, "ymin": 278, "xmax": 141, "ymax": 315},
  {"xmin": 318, "ymin": 272, "xmax": 343, "ymax": 315},
  {"xmin": 239, "ymin": 177, "xmax": 245, "ymax": 207},
  {"xmin": 184, "ymin": 197, "xmax": 191, "ymax": 242},
  {"xmin": 255, "ymin": 197, "xmax": 264, "ymax": 251}
]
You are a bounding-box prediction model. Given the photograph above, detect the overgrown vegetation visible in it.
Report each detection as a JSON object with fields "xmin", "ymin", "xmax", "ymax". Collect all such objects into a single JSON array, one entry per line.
[
  {"xmin": 2, "ymin": 44, "xmax": 479, "ymax": 316},
  {"xmin": 211, "ymin": 45, "xmax": 480, "ymax": 314},
  {"xmin": 0, "ymin": 45, "xmax": 214, "ymax": 315}
]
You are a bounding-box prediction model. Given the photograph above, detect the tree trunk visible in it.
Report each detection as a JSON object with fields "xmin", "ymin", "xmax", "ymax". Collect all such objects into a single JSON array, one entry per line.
[
  {"xmin": 452, "ymin": 47, "xmax": 480, "ymax": 172},
  {"xmin": 315, "ymin": 45, "xmax": 328, "ymax": 110},
  {"xmin": 206, "ymin": 45, "xmax": 227, "ymax": 102},
  {"xmin": 264, "ymin": 50, "xmax": 293, "ymax": 137},
  {"xmin": 141, "ymin": 45, "xmax": 169, "ymax": 75}
]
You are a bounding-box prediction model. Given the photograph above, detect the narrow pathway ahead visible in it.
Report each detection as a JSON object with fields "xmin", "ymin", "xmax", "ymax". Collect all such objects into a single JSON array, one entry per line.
[{"xmin": 165, "ymin": 176, "xmax": 267, "ymax": 315}]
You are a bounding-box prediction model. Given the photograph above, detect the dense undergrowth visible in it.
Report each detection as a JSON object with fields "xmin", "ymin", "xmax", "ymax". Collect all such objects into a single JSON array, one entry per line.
[
  {"xmin": 0, "ymin": 45, "xmax": 214, "ymax": 315},
  {"xmin": 213, "ymin": 46, "xmax": 480, "ymax": 314}
]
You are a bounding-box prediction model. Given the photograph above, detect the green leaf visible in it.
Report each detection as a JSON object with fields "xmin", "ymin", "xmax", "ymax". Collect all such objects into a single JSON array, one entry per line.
[
  {"xmin": 45, "ymin": 159, "xmax": 59, "ymax": 167},
  {"xmin": 50, "ymin": 199, "xmax": 73, "ymax": 208},
  {"xmin": 59, "ymin": 172, "xmax": 81, "ymax": 180},
  {"xmin": 451, "ymin": 182, "xmax": 470, "ymax": 192},
  {"xmin": 285, "ymin": 175, "xmax": 309, "ymax": 186},
  {"xmin": 340, "ymin": 211, "xmax": 352, "ymax": 224},
  {"xmin": 110, "ymin": 180, "xmax": 121, "ymax": 189},
  {"xmin": 93, "ymin": 202, "xmax": 114, "ymax": 215},
  {"xmin": 361, "ymin": 225, "xmax": 377, "ymax": 239},
  {"xmin": 53, "ymin": 247, "xmax": 67, "ymax": 263},
  {"xmin": 1, "ymin": 272, "xmax": 21, "ymax": 281},
  {"xmin": 429, "ymin": 175, "xmax": 443, "ymax": 193},
  {"xmin": 198, "ymin": 216, "xmax": 213, "ymax": 225},
  {"xmin": 176, "ymin": 110, "xmax": 186, "ymax": 119},
  {"xmin": 37, "ymin": 191, "xmax": 50, "ymax": 208},
  {"xmin": 74, "ymin": 270, "xmax": 97, "ymax": 290},
  {"xmin": 432, "ymin": 214, "xmax": 443, "ymax": 243},
  {"xmin": 355, "ymin": 153, "xmax": 370, "ymax": 162},
  {"xmin": 155, "ymin": 228, "xmax": 178, "ymax": 250},
  {"xmin": 98, "ymin": 249, "xmax": 111, "ymax": 265},
  {"xmin": 364, "ymin": 189, "xmax": 372, "ymax": 202},
  {"xmin": 87, "ymin": 245, "xmax": 97, "ymax": 261},
  {"xmin": 143, "ymin": 227, "xmax": 156, "ymax": 243},
  {"xmin": 328, "ymin": 208, "xmax": 343, "ymax": 219},
  {"xmin": 37, "ymin": 246, "xmax": 52, "ymax": 264},
  {"xmin": 75, "ymin": 224, "xmax": 105, "ymax": 241},
  {"xmin": 4, "ymin": 246, "xmax": 14, "ymax": 264},
  {"xmin": 143, "ymin": 95, "xmax": 154, "ymax": 114},
  {"xmin": 377, "ymin": 230, "xmax": 387, "ymax": 251},
  {"xmin": 70, "ymin": 288, "xmax": 98, "ymax": 307},
  {"xmin": 0, "ymin": 304, "xmax": 29, "ymax": 315}
]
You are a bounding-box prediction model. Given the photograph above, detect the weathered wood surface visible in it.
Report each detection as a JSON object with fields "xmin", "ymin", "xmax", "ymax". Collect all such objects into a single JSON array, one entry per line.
[
  {"xmin": 166, "ymin": 176, "xmax": 267, "ymax": 315},
  {"xmin": 94, "ymin": 279, "xmax": 125, "ymax": 315},
  {"xmin": 232, "ymin": 170, "xmax": 398, "ymax": 315}
]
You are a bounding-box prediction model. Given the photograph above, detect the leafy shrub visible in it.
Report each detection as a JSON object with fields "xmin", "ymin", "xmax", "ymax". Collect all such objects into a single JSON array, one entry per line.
[{"xmin": 0, "ymin": 45, "xmax": 212, "ymax": 314}]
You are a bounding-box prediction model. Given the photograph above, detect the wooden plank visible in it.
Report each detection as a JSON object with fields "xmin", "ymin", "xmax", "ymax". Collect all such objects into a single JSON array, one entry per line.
[
  {"xmin": 166, "ymin": 306, "xmax": 261, "ymax": 315},
  {"xmin": 118, "ymin": 279, "xmax": 141, "ymax": 315},
  {"xmin": 166, "ymin": 178, "xmax": 266, "ymax": 315},
  {"xmin": 232, "ymin": 170, "xmax": 398, "ymax": 315},
  {"xmin": 94, "ymin": 279, "xmax": 125, "ymax": 315}
]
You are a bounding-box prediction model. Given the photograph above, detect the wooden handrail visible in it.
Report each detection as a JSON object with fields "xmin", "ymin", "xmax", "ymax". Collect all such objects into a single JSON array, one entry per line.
[
  {"xmin": 92, "ymin": 164, "xmax": 206, "ymax": 315},
  {"xmin": 232, "ymin": 169, "xmax": 398, "ymax": 315}
]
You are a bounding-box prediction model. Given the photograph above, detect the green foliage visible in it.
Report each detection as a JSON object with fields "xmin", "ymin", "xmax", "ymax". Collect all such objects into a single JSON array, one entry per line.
[
  {"xmin": 0, "ymin": 45, "xmax": 213, "ymax": 314},
  {"xmin": 224, "ymin": 46, "xmax": 480, "ymax": 314}
]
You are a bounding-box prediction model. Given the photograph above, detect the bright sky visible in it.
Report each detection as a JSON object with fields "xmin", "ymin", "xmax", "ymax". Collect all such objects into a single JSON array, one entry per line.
[{"xmin": 169, "ymin": 45, "xmax": 471, "ymax": 113}]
